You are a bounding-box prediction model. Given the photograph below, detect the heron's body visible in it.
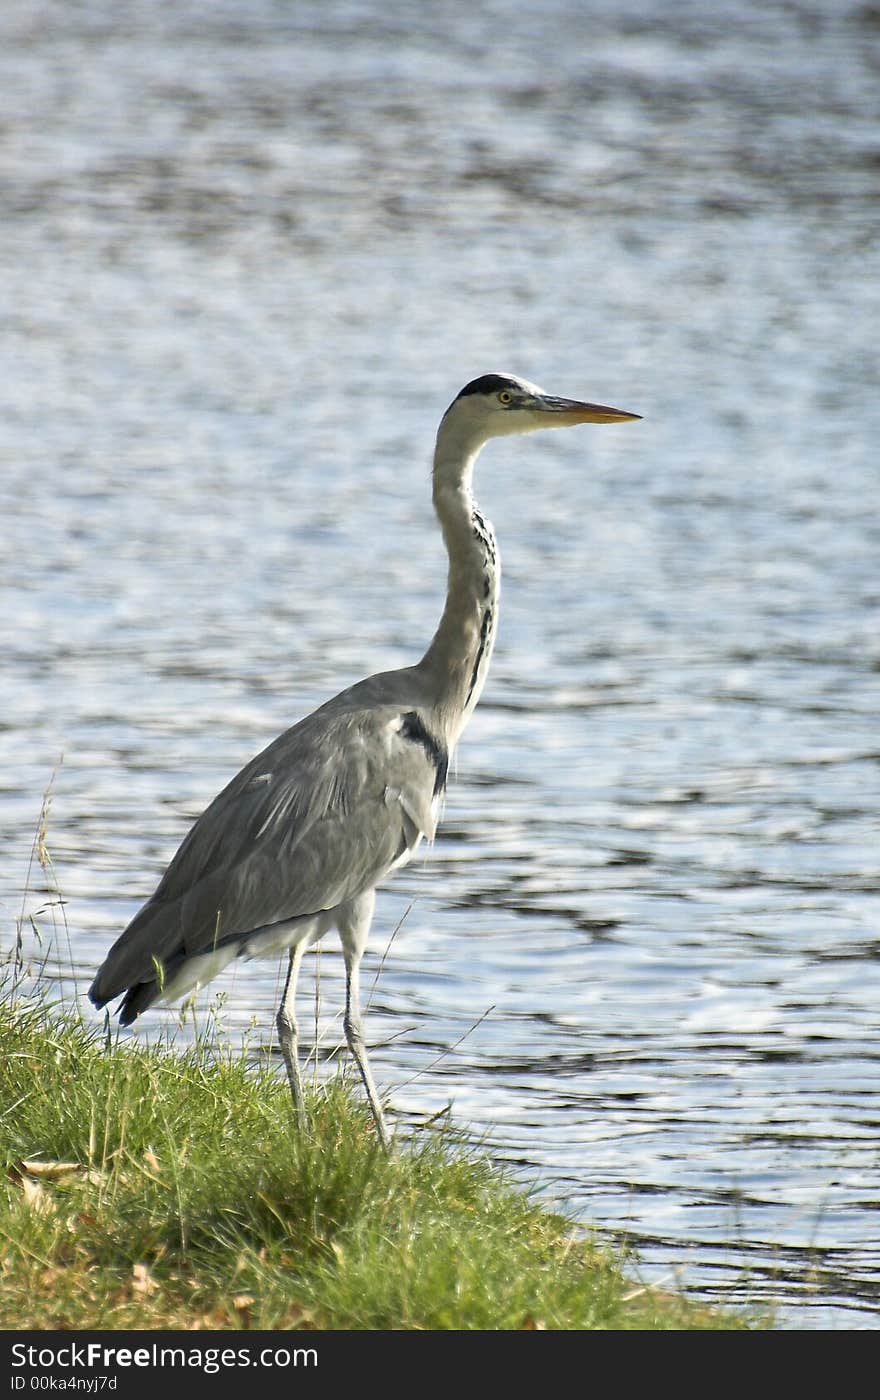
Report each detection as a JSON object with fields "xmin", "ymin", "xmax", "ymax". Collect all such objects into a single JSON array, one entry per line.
[{"xmin": 90, "ymin": 373, "xmax": 638, "ymax": 1144}]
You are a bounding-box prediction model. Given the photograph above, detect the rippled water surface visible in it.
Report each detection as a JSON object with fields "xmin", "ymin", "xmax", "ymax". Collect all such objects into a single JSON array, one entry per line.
[{"xmin": 2, "ymin": 0, "xmax": 879, "ymax": 1328}]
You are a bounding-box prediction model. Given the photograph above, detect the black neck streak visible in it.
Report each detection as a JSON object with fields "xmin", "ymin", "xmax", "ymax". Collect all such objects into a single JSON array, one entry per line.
[
  {"xmin": 464, "ymin": 506, "xmax": 497, "ymax": 707},
  {"xmin": 400, "ymin": 712, "xmax": 449, "ymax": 795}
]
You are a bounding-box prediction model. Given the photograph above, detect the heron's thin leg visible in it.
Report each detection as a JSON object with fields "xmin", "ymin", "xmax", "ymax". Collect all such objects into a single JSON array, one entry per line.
[
  {"xmin": 277, "ymin": 939, "xmax": 308, "ymax": 1119},
  {"xmin": 338, "ymin": 891, "xmax": 390, "ymax": 1148}
]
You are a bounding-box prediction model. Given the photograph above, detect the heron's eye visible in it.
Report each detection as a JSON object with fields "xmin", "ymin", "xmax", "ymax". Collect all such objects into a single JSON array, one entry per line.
[{"xmin": 498, "ymin": 391, "xmax": 513, "ymax": 405}]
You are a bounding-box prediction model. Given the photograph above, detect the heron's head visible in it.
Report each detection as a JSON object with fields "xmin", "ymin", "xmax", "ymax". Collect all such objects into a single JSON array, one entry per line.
[{"xmin": 441, "ymin": 373, "xmax": 640, "ymax": 450}]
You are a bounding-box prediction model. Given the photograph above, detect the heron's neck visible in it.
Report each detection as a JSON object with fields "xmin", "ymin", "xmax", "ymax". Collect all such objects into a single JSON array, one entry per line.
[{"xmin": 418, "ymin": 423, "xmax": 500, "ymax": 746}]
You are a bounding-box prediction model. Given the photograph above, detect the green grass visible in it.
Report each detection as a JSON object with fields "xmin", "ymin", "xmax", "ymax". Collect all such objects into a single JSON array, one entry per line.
[{"xmin": 0, "ymin": 991, "xmax": 749, "ymax": 1330}]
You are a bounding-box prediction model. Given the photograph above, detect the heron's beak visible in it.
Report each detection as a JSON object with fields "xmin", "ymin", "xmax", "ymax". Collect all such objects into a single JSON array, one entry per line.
[{"xmin": 537, "ymin": 395, "xmax": 641, "ymax": 424}]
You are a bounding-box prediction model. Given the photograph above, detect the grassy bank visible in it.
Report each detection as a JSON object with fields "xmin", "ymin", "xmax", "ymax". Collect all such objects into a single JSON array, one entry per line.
[{"xmin": 0, "ymin": 994, "xmax": 746, "ymax": 1330}]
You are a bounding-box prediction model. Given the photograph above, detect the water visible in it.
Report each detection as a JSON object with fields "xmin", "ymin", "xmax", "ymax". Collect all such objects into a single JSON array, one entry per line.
[{"xmin": 2, "ymin": 0, "xmax": 879, "ymax": 1328}]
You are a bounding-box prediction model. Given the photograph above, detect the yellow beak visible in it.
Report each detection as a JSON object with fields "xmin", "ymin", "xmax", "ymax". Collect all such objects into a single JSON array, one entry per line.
[{"xmin": 538, "ymin": 395, "xmax": 642, "ymax": 424}]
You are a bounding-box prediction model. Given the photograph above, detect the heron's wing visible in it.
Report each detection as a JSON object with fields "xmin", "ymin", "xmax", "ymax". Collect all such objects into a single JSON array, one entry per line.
[{"xmin": 90, "ymin": 704, "xmax": 444, "ymax": 1002}]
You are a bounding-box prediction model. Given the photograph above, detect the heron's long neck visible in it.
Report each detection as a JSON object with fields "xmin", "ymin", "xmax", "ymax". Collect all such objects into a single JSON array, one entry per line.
[{"xmin": 418, "ymin": 423, "xmax": 500, "ymax": 746}]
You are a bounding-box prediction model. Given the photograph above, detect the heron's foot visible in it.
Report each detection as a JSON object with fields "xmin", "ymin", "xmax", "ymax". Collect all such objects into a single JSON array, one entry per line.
[
  {"xmin": 368, "ymin": 1101, "xmax": 391, "ymax": 1152},
  {"xmin": 284, "ymin": 1069, "xmax": 307, "ymax": 1124},
  {"xmin": 343, "ymin": 1014, "xmax": 391, "ymax": 1150},
  {"xmin": 276, "ymin": 1009, "xmax": 308, "ymax": 1127}
]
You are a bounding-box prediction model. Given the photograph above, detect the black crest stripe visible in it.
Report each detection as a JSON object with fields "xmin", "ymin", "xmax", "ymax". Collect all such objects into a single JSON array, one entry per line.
[{"xmin": 456, "ymin": 374, "xmax": 519, "ymax": 399}]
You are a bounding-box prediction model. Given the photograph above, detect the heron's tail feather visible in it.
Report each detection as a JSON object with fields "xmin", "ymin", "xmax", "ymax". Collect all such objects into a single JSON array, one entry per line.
[{"xmin": 89, "ymin": 911, "xmax": 326, "ymax": 1025}]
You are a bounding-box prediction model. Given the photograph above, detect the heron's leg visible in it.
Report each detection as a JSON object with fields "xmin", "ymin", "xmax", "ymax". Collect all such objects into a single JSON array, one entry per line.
[
  {"xmin": 338, "ymin": 890, "xmax": 390, "ymax": 1148},
  {"xmin": 277, "ymin": 938, "xmax": 309, "ymax": 1119}
]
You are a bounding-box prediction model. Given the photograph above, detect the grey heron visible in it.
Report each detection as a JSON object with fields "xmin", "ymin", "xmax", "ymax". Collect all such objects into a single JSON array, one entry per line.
[{"xmin": 89, "ymin": 373, "xmax": 640, "ymax": 1146}]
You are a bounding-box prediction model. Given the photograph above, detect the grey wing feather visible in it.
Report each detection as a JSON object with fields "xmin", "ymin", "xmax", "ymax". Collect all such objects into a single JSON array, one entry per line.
[{"xmin": 90, "ymin": 703, "xmax": 441, "ymax": 1004}]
